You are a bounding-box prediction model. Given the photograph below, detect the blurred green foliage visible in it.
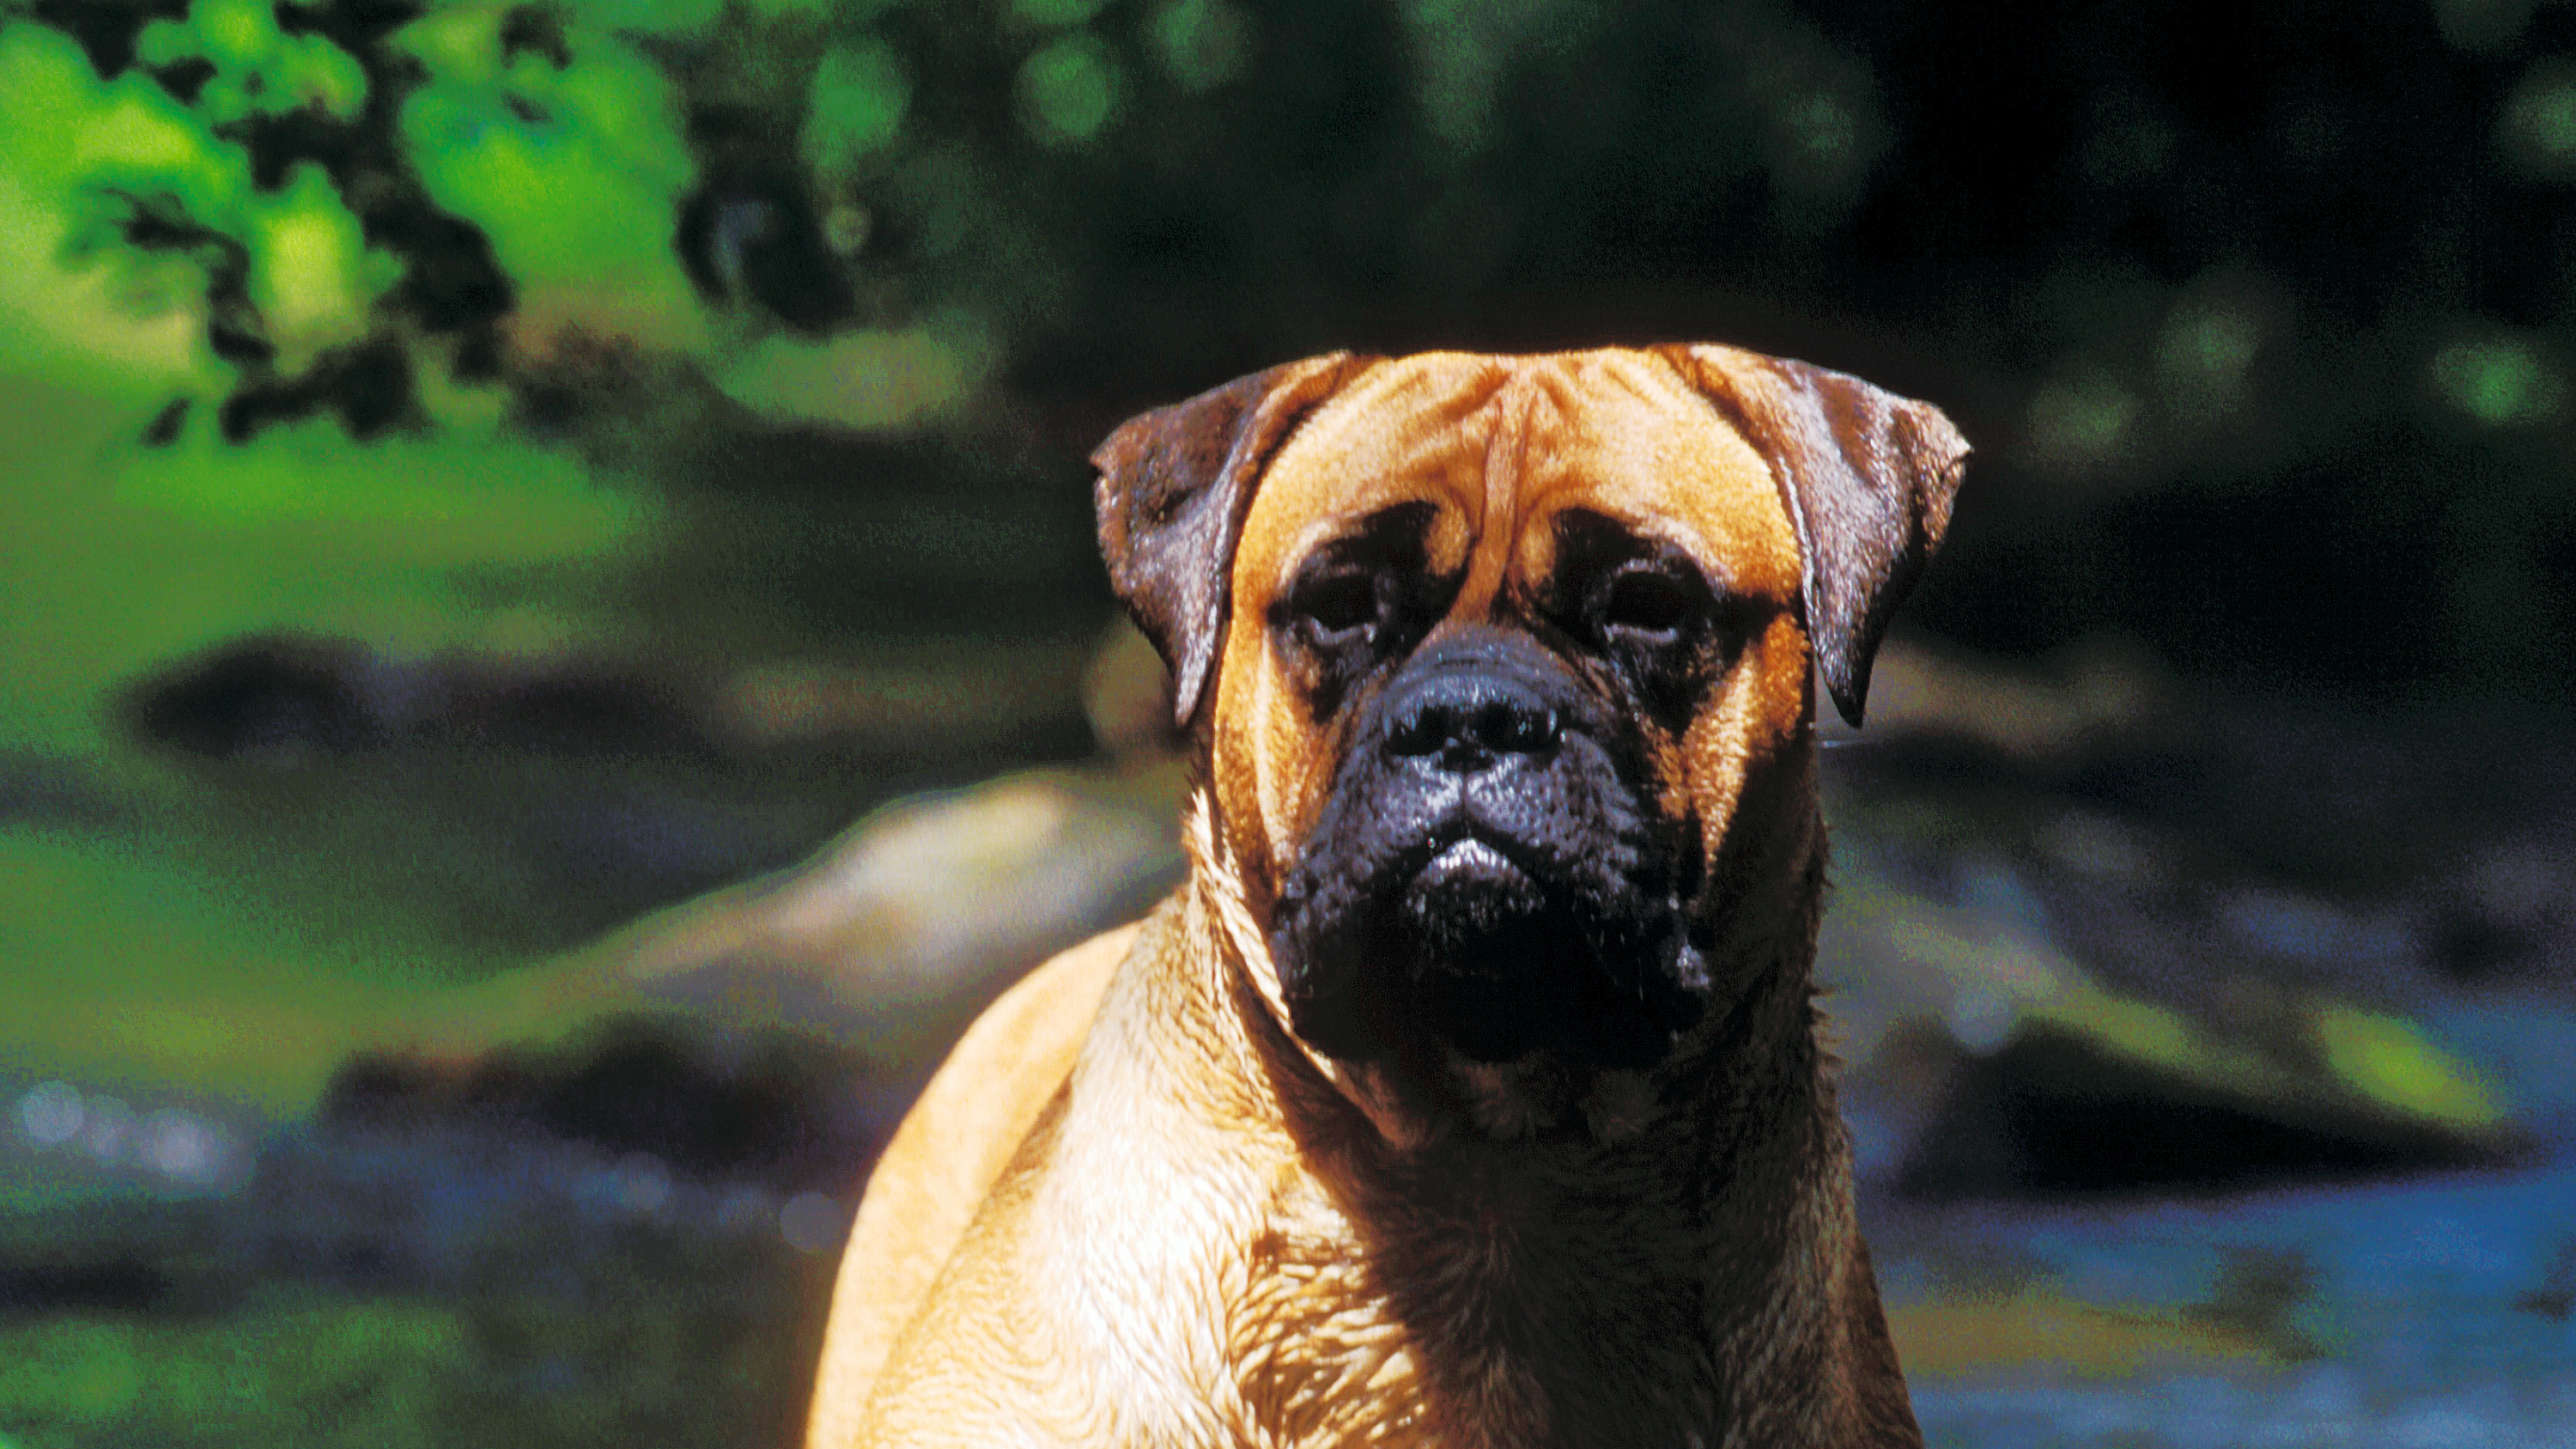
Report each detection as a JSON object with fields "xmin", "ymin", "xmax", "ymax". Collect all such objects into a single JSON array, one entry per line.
[
  {"xmin": 7, "ymin": 0, "xmax": 2557, "ymax": 571},
  {"xmin": 393, "ymin": 5, "xmax": 701, "ymax": 332},
  {"xmin": 5, "ymin": 0, "xmax": 2576, "ymax": 1117},
  {"xmin": 0, "ymin": 0, "xmax": 1933, "ymax": 441}
]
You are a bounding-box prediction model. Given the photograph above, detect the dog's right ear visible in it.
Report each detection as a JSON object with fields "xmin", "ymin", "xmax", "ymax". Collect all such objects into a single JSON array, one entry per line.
[{"xmin": 1093, "ymin": 353, "xmax": 1374, "ymax": 729}]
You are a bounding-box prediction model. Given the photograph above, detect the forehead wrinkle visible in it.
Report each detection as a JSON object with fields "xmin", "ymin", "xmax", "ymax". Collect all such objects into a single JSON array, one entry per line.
[
  {"xmin": 1513, "ymin": 354, "xmax": 1799, "ymax": 600},
  {"xmin": 1245, "ymin": 358, "xmax": 1512, "ymax": 600},
  {"xmin": 1452, "ymin": 370, "xmax": 1560, "ymax": 616}
]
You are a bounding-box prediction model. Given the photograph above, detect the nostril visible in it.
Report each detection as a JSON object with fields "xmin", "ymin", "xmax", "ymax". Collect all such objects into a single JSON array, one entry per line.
[
  {"xmin": 1495, "ymin": 703, "xmax": 1558, "ymax": 754},
  {"xmin": 1388, "ymin": 706, "xmax": 1449, "ymax": 758},
  {"xmin": 1468, "ymin": 700, "xmax": 1557, "ymax": 756},
  {"xmin": 1384, "ymin": 682, "xmax": 1559, "ymax": 769}
]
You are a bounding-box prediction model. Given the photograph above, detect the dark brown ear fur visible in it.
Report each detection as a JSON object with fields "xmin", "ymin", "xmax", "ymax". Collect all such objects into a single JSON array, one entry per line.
[
  {"xmin": 1655, "ymin": 344, "xmax": 1969, "ymax": 728},
  {"xmin": 1092, "ymin": 353, "xmax": 1376, "ymax": 728}
]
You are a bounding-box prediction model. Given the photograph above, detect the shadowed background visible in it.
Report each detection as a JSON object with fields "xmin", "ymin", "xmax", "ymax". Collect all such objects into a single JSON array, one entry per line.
[{"xmin": 2, "ymin": 1, "xmax": 2573, "ymax": 1446}]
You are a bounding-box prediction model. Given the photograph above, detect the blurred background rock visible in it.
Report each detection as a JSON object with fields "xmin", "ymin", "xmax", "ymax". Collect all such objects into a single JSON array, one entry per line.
[{"xmin": 3, "ymin": 1, "xmax": 2574, "ymax": 1445}]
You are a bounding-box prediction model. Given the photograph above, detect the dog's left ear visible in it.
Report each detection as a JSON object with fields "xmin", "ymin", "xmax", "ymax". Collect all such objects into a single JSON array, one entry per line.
[
  {"xmin": 1656, "ymin": 344, "xmax": 1969, "ymax": 728},
  {"xmin": 1093, "ymin": 352, "xmax": 1376, "ymax": 728}
]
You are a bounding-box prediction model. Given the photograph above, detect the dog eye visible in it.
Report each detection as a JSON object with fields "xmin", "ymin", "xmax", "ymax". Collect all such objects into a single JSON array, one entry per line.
[
  {"xmin": 1293, "ymin": 569, "xmax": 1382, "ymax": 642},
  {"xmin": 1600, "ymin": 567, "xmax": 1695, "ymax": 639}
]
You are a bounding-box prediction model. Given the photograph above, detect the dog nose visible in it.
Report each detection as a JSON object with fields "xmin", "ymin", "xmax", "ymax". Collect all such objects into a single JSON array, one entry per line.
[{"xmin": 1384, "ymin": 678, "xmax": 1560, "ymax": 773}]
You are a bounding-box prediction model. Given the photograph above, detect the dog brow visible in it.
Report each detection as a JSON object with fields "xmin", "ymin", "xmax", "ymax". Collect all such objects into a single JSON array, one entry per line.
[{"xmin": 1324, "ymin": 502, "xmax": 1438, "ymax": 553}]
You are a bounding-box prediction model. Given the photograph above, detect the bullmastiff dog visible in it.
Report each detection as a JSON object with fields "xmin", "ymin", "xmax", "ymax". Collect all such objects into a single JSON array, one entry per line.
[{"xmin": 808, "ymin": 345, "xmax": 1966, "ymax": 1448}]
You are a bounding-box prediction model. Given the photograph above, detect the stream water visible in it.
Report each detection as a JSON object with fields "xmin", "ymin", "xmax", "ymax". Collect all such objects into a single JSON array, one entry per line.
[{"xmin": 1897, "ymin": 1148, "xmax": 2576, "ymax": 1446}]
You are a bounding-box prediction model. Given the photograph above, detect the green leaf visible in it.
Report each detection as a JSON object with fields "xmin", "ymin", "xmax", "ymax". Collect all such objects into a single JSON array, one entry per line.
[
  {"xmin": 1018, "ymin": 35, "xmax": 1121, "ymax": 148},
  {"xmin": 2430, "ymin": 338, "xmax": 2562, "ymax": 427},
  {"xmin": 805, "ymin": 40, "xmax": 911, "ymax": 174},
  {"xmin": 392, "ymin": 12, "xmax": 706, "ymax": 344},
  {"xmin": 1149, "ymin": 0, "xmax": 1252, "ymax": 94}
]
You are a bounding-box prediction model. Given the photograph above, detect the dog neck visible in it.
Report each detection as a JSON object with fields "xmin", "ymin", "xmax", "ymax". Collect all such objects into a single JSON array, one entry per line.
[
  {"xmin": 1170, "ymin": 788, "xmax": 1870, "ymax": 1447},
  {"xmin": 1183, "ymin": 788, "xmax": 1433, "ymax": 1147}
]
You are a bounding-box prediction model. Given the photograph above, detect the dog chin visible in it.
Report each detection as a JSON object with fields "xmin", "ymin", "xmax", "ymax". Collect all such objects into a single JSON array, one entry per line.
[{"xmin": 1272, "ymin": 835, "xmax": 1710, "ymax": 1074}]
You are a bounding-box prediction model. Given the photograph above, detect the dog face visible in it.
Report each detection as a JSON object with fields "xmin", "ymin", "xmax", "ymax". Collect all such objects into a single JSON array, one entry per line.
[{"xmin": 1097, "ymin": 349, "xmax": 1965, "ymax": 1090}]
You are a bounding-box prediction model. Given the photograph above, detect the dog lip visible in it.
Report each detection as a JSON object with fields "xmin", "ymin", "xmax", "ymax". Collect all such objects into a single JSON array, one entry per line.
[
  {"xmin": 1419, "ymin": 836, "xmax": 1522, "ymax": 886},
  {"xmin": 1409, "ymin": 819, "xmax": 1548, "ymax": 883},
  {"xmin": 1432, "ymin": 837, "xmax": 1510, "ymax": 869}
]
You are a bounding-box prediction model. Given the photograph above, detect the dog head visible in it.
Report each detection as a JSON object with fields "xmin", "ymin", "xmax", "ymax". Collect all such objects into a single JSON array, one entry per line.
[{"xmin": 1096, "ymin": 348, "xmax": 1965, "ymax": 1119}]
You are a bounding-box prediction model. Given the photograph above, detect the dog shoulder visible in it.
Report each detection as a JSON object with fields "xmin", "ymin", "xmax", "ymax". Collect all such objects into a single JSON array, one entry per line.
[{"xmin": 806, "ymin": 918, "xmax": 1141, "ymax": 1446}]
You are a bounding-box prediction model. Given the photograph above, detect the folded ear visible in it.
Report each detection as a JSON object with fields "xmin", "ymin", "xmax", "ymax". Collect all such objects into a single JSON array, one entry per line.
[
  {"xmin": 1655, "ymin": 344, "xmax": 1969, "ymax": 728},
  {"xmin": 1093, "ymin": 353, "xmax": 1376, "ymax": 728}
]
